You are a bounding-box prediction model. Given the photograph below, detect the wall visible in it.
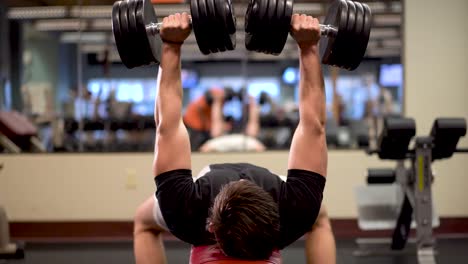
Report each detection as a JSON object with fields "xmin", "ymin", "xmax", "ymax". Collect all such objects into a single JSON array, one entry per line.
[
  {"xmin": 1, "ymin": 0, "xmax": 468, "ymax": 221},
  {"xmin": 404, "ymin": 0, "xmax": 468, "ymax": 142}
]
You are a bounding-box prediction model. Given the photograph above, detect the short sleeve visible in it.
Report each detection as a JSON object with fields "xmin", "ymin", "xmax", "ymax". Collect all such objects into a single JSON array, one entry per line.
[
  {"xmin": 278, "ymin": 170, "xmax": 326, "ymax": 248},
  {"xmin": 155, "ymin": 169, "xmax": 213, "ymax": 245}
]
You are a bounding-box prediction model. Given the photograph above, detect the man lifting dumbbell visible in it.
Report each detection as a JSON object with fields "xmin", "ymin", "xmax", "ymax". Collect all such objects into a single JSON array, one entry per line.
[
  {"xmin": 133, "ymin": 12, "xmax": 335, "ymax": 264},
  {"xmin": 183, "ymin": 87, "xmax": 234, "ymax": 151}
]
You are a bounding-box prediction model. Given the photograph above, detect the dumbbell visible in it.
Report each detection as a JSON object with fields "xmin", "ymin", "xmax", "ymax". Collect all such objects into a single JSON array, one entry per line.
[
  {"xmin": 112, "ymin": 0, "xmax": 236, "ymax": 69},
  {"xmin": 245, "ymin": 0, "xmax": 372, "ymax": 71}
]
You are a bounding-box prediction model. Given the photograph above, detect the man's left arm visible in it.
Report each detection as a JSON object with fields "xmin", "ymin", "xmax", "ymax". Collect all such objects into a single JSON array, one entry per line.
[{"xmin": 153, "ymin": 13, "xmax": 192, "ymax": 176}]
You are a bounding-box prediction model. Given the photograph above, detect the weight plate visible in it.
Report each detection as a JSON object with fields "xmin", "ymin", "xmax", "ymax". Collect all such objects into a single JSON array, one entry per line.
[
  {"xmin": 245, "ymin": 0, "xmax": 259, "ymax": 34},
  {"xmin": 250, "ymin": 0, "xmax": 265, "ymax": 53},
  {"xmin": 206, "ymin": 0, "xmax": 225, "ymax": 52},
  {"xmin": 276, "ymin": 0, "xmax": 292, "ymax": 54},
  {"xmin": 225, "ymin": 0, "xmax": 237, "ymax": 50},
  {"xmin": 319, "ymin": 0, "xmax": 348, "ymax": 66},
  {"xmin": 224, "ymin": 0, "xmax": 236, "ymax": 34},
  {"xmin": 255, "ymin": 0, "xmax": 270, "ymax": 53},
  {"xmin": 135, "ymin": 0, "xmax": 154, "ymax": 65},
  {"xmin": 348, "ymin": 2, "xmax": 364, "ymax": 70},
  {"xmin": 119, "ymin": 1, "xmax": 135, "ymax": 68},
  {"xmin": 112, "ymin": 1, "xmax": 130, "ymax": 68},
  {"xmin": 263, "ymin": 0, "xmax": 278, "ymax": 54},
  {"xmin": 331, "ymin": 0, "xmax": 355, "ymax": 68},
  {"xmin": 197, "ymin": 0, "xmax": 218, "ymax": 53},
  {"xmin": 270, "ymin": 0, "xmax": 286, "ymax": 54},
  {"xmin": 191, "ymin": 0, "xmax": 211, "ymax": 54},
  {"xmin": 141, "ymin": 0, "xmax": 162, "ymax": 65},
  {"xmin": 245, "ymin": 0, "xmax": 261, "ymax": 51},
  {"xmin": 216, "ymin": 0, "xmax": 235, "ymax": 50},
  {"xmin": 127, "ymin": 0, "xmax": 143, "ymax": 66},
  {"xmin": 350, "ymin": 2, "xmax": 371, "ymax": 70}
]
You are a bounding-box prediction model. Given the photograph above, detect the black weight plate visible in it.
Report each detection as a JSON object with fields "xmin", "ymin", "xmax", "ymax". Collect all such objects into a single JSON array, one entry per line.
[
  {"xmin": 112, "ymin": 1, "xmax": 130, "ymax": 68},
  {"xmin": 135, "ymin": 0, "xmax": 154, "ymax": 65},
  {"xmin": 225, "ymin": 0, "xmax": 237, "ymax": 50},
  {"xmin": 260, "ymin": 0, "xmax": 275, "ymax": 53},
  {"xmin": 275, "ymin": 0, "xmax": 292, "ymax": 54},
  {"xmin": 270, "ymin": 0, "xmax": 285, "ymax": 54},
  {"xmin": 350, "ymin": 2, "xmax": 371, "ymax": 70},
  {"xmin": 319, "ymin": 0, "xmax": 348, "ymax": 66},
  {"xmin": 263, "ymin": 0, "xmax": 278, "ymax": 54},
  {"xmin": 245, "ymin": 0, "xmax": 259, "ymax": 34},
  {"xmin": 119, "ymin": 1, "xmax": 135, "ymax": 68},
  {"xmin": 331, "ymin": 0, "xmax": 355, "ymax": 68},
  {"xmin": 197, "ymin": 0, "xmax": 218, "ymax": 53},
  {"xmin": 225, "ymin": 0, "xmax": 236, "ymax": 34},
  {"xmin": 141, "ymin": 0, "xmax": 162, "ymax": 65},
  {"xmin": 347, "ymin": 2, "xmax": 364, "ymax": 70},
  {"xmin": 216, "ymin": 0, "xmax": 235, "ymax": 50},
  {"xmin": 127, "ymin": 0, "xmax": 144, "ymax": 66},
  {"xmin": 251, "ymin": 0, "xmax": 266, "ymax": 53},
  {"xmin": 245, "ymin": 0, "xmax": 261, "ymax": 51},
  {"xmin": 191, "ymin": 0, "xmax": 210, "ymax": 55},
  {"xmin": 206, "ymin": 0, "xmax": 225, "ymax": 52}
]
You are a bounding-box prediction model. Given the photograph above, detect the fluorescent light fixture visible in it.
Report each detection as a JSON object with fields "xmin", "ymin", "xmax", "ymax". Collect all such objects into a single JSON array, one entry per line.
[
  {"xmin": 60, "ymin": 32, "xmax": 109, "ymax": 43},
  {"xmin": 35, "ymin": 19, "xmax": 81, "ymax": 31},
  {"xmin": 8, "ymin": 6, "xmax": 66, "ymax": 19}
]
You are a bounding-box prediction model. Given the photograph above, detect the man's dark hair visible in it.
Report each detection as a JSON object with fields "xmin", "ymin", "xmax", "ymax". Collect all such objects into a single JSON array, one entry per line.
[{"xmin": 208, "ymin": 180, "xmax": 280, "ymax": 260}]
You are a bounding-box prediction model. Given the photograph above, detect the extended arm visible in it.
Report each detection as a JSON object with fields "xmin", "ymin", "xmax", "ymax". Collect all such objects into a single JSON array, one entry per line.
[
  {"xmin": 134, "ymin": 13, "xmax": 191, "ymax": 264},
  {"xmin": 245, "ymin": 96, "xmax": 261, "ymax": 137},
  {"xmin": 288, "ymin": 14, "xmax": 328, "ymax": 176},
  {"xmin": 210, "ymin": 93, "xmax": 225, "ymax": 138},
  {"xmin": 152, "ymin": 13, "xmax": 192, "ymax": 176}
]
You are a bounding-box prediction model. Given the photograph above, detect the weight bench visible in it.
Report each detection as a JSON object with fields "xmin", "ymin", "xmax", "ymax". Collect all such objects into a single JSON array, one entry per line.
[
  {"xmin": 0, "ymin": 111, "xmax": 46, "ymax": 153},
  {"xmin": 356, "ymin": 117, "xmax": 467, "ymax": 264},
  {"xmin": 190, "ymin": 245, "xmax": 281, "ymax": 264}
]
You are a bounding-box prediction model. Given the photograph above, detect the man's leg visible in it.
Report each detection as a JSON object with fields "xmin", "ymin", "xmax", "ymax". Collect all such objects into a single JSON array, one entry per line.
[
  {"xmin": 134, "ymin": 196, "xmax": 168, "ymax": 264},
  {"xmin": 304, "ymin": 205, "xmax": 336, "ymax": 264}
]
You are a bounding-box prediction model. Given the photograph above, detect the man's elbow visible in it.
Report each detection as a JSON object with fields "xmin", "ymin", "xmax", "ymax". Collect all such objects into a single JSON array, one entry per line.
[
  {"xmin": 300, "ymin": 111, "xmax": 326, "ymax": 134},
  {"xmin": 156, "ymin": 118, "xmax": 180, "ymax": 135}
]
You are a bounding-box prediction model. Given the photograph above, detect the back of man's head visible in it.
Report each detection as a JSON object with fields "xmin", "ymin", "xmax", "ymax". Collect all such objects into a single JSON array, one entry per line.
[{"xmin": 208, "ymin": 180, "xmax": 280, "ymax": 260}]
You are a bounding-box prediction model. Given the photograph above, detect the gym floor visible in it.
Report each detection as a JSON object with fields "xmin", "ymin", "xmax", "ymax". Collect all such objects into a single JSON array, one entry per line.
[{"xmin": 3, "ymin": 238, "xmax": 468, "ymax": 264}]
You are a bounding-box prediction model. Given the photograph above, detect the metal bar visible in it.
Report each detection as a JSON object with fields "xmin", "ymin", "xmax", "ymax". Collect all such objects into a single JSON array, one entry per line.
[{"xmin": 146, "ymin": 22, "xmax": 338, "ymax": 38}]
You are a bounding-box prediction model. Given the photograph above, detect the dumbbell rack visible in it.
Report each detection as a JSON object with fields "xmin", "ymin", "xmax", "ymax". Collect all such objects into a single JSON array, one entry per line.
[{"xmin": 355, "ymin": 117, "xmax": 467, "ymax": 264}]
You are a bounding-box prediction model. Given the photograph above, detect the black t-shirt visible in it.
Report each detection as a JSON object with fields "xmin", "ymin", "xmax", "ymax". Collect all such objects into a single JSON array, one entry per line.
[{"xmin": 155, "ymin": 163, "xmax": 325, "ymax": 249}]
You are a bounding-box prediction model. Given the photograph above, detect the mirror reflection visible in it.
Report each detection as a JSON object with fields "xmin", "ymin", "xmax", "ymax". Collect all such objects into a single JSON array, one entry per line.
[{"xmin": 0, "ymin": 0, "xmax": 402, "ymax": 153}]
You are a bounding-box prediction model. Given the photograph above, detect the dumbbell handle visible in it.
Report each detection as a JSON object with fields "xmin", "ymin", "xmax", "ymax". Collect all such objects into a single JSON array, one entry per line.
[
  {"xmin": 320, "ymin": 24, "xmax": 338, "ymax": 38},
  {"xmin": 147, "ymin": 21, "xmax": 338, "ymax": 38},
  {"xmin": 146, "ymin": 20, "xmax": 193, "ymax": 36}
]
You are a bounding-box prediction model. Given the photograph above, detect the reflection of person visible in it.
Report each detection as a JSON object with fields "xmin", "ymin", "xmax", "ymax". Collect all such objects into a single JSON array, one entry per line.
[
  {"xmin": 183, "ymin": 87, "xmax": 229, "ymax": 150},
  {"xmin": 350, "ymin": 74, "xmax": 380, "ymax": 120},
  {"xmin": 133, "ymin": 13, "xmax": 335, "ymax": 264},
  {"xmin": 199, "ymin": 95, "xmax": 265, "ymax": 152}
]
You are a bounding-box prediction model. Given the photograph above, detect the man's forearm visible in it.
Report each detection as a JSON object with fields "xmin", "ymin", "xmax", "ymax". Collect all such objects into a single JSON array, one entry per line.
[
  {"xmin": 298, "ymin": 46, "xmax": 326, "ymax": 126},
  {"xmin": 156, "ymin": 44, "xmax": 183, "ymax": 131},
  {"xmin": 210, "ymin": 99, "xmax": 224, "ymax": 137}
]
